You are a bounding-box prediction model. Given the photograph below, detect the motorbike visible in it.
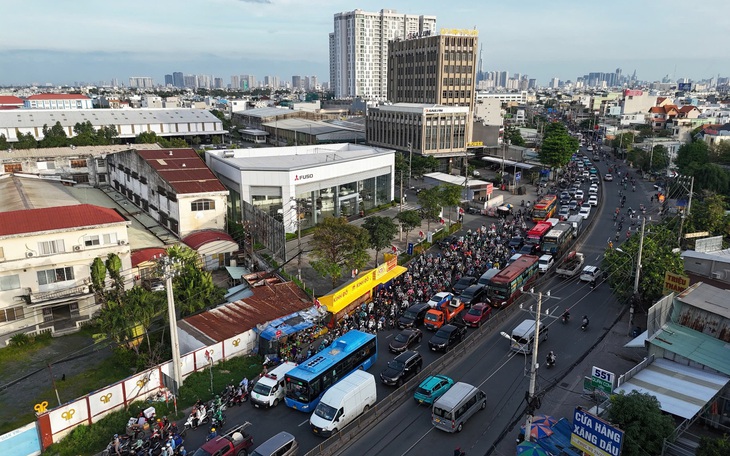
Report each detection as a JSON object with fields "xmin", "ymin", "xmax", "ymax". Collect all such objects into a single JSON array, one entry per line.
[
  {"xmin": 581, "ymin": 317, "xmax": 590, "ymax": 331},
  {"xmin": 561, "ymin": 311, "xmax": 570, "ymax": 324},
  {"xmin": 183, "ymin": 406, "xmax": 210, "ymax": 434},
  {"xmin": 546, "ymin": 353, "xmax": 556, "ymax": 369}
]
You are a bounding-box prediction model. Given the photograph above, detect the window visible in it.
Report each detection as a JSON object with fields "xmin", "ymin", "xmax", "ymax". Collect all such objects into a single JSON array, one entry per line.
[
  {"xmin": 0, "ymin": 274, "xmax": 20, "ymax": 291},
  {"xmin": 4, "ymin": 163, "xmax": 22, "ymax": 173},
  {"xmin": 103, "ymin": 233, "xmax": 118, "ymax": 244},
  {"xmin": 0, "ymin": 306, "xmax": 25, "ymax": 323},
  {"xmin": 38, "ymin": 240, "xmax": 65, "ymax": 255},
  {"xmin": 84, "ymin": 235, "xmax": 100, "ymax": 247},
  {"xmin": 70, "ymin": 159, "xmax": 87, "ymax": 168},
  {"xmin": 96, "ymin": 158, "xmax": 106, "ymax": 168},
  {"xmin": 191, "ymin": 199, "xmax": 216, "ymax": 211},
  {"xmin": 37, "ymin": 267, "xmax": 74, "ymax": 285},
  {"xmin": 37, "ymin": 161, "xmax": 56, "ymax": 170}
]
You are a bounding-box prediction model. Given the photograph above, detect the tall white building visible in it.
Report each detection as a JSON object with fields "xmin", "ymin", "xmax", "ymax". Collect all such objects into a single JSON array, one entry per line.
[
  {"xmin": 129, "ymin": 77, "xmax": 154, "ymax": 88},
  {"xmin": 329, "ymin": 8, "xmax": 436, "ymax": 100}
]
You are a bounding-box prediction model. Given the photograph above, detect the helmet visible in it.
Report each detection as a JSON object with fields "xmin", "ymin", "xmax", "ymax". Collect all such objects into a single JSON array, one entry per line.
[
  {"xmin": 114, "ymin": 434, "xmax": 118, "ymax": 439},
  {"xmin": 211, "ymin": 427, "xmax": 216, "ymax": 432},
  {"xmin": 157, "ymin": 418, "xmax": 161, "ymax": 422},
  {"xmin": 166, "ymin": 443, "xmax": 172, "ymax": 448}
]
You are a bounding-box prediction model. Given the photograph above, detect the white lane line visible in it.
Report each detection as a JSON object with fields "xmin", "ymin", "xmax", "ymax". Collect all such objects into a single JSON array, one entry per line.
[
  {"xmin": 400, "ymin": 427, "xmax": 434, "ymax": 456},
  {"xmin": 298, "ymin": 419, "xmax": 309, "ymax": 427}
]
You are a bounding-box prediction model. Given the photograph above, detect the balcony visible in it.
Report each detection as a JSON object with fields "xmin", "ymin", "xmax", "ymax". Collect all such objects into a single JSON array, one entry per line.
[{"xmin": 27, "ymin": 284, "xmax": 93, "ymax": 306}]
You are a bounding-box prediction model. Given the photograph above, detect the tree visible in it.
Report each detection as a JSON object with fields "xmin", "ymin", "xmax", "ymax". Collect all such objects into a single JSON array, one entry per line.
[
  {"xmin": 362, "ymin": 216, "xmax": 398, "ymax": 266},
  {"xmin": 396, "ymin": 210, "xmax": 422, "ymax": 246},
  {"xmin": 697, "ymin": 435, "xmax": 730, "ymax": 456},
  {"xmin": 539, "ymin": 122, "xmax": 578, "ymax": 170},
  {"xmin": 173, "ymin": 268, "xmax": 225, "ymax": 317},
  {"xmin": 0, "ymin": 134, "xmax": 9, "ymax": 150},
  {"xmin": 309, "ymin": 217, "xmax": 369, "ymax": 288},
  {"xmin": 504, "ymin": 125, "xmax": 525, "ymax": 146},
  {"xmin": 105, "ymin": 253, "xmax": 124, "ymax": 304},
  {"xmin": 14, "ymin": 132, "xmax": 37, "ymax": 149},
  {"xmin": 418, "ymin": 186, "xmax": 442, "ymax": 231},
  {"xmin": 602, "ymin": 223, "xmax": 684, "ymax": 305},
  {"xmin": 648, "ymin": 145, "xmax": 669, "ymax": 172},
  {"xmin": 90, "ymin": 257, "xmax": 107, "ymax": 301},
  {"xmin": 39, "ymin": 122, "xmax": 69, "ymax": 148},
  {"xmin": 693, "ymin": 163, "xmax": 730, "ymax": 194},
  {"xmin": 686, "ymin": 192, "xmax": 729, "ymax": 238},
  {"xmin": 438, "ymin": 184, "xmax": 463, "ymax": 228},
  {"xmin": 136, "ymin": 131, "xmax": 160, "ymax": 144},
  {"xmin": 606, "ymin": 391, "xmax": 675, "ymax": 456},
  {"xmin": 675, "ymin": 141, "xmax": 710, "ymax": 175}
]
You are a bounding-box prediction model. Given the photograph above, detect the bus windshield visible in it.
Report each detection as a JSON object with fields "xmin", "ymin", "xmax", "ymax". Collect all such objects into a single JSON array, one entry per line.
[
  {"xmin": 487, "ymin": 283, "xmax": 510, "ymax": 300},
  {"xmin": 286, "ymin": 378, "xmax": 311, "ymax": 403}
]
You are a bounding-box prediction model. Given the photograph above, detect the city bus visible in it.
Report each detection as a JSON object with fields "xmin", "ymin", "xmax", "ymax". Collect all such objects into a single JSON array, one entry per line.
[
  {"xmin": 284, "ymin": 330, "xmax": 377, "ymax": 412},
  {"xmin": 526, "ymin": 221, "xmax": 553, "ymax": 248},
  {"xmin": 485, "ymin": 255, "xmax": 539, "ymax": 308},
  {"xmin": 532, "ymin": 195, "xmax": 558, "ymax": 222},
  {"xmin": 541, "ymin": 222, "xmax": 575, "ymax": 256}
]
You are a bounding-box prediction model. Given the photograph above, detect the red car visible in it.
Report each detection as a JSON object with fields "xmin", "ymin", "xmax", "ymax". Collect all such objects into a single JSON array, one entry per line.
[{"xmin": 462, "ymin": 303, "xmax": 492, "ymax": 328}]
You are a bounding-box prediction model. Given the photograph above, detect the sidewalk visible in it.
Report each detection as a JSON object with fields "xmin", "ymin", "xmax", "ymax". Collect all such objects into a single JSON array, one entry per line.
[
  {"xmin": 492, "ymin": 307, "xmax": 648, "ymax": 454},
  {"xmin": 280, "ymin": 175, "xmax": 542, "ymax": 297}
]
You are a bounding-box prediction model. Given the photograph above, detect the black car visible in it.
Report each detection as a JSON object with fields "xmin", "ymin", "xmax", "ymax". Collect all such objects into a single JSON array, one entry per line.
[
  {"xmin": 397, "ymin": 302, "xmax": 431, "ymax": 329},
  {"xmin": 508, "ymin": 236, "xmax": 524, "ymax": 249},
  {"xmin": 518, "ymin": 243, "xmax": 539, "ymax": 255},
  {"xmin": 380, "ymin": 351, "xmax": 423, "ymax": 386},
  {"xmin": 438, "ymin": 235, "xmax": 458, "ymax": 250},
  {"xmin": 428, "ymin": 323, "xmax": 467, "ymax": 352},
  {"xmin": 389, "ymin": 328, "xmax": 423, "ymax": 353},
  {"xmin": 458, "ymin": 284, "xmax": 486, "ymax": 308},
  {"xmin": 451, "ymin": 276, "xmax": 476, "ymax": 295}
]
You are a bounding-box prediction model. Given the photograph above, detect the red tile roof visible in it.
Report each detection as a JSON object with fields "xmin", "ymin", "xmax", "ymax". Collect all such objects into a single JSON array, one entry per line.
[
  {"xmin": 0, "ymin": 204, "xmax": 127, "ymax": 237},
  {"xmin": 182, "ymin": 230, "xmax": 237, "ymax": 250},
  {"xmin": 182, "ymin": 282, "xmax": 312, "ymax": 342},
  {"xmin": 137, "ymin": 149, "xmax": 226, "ymax": 194},
  {"xmin": 679, "ymin": 105, "xmax": 698, "ymax": 113},
  {"xmin": 0, "ymin": 96, "xmax": 24, "ymax": 105},
  {"xmin": 649, "ymin": 107, "xmax": 664, "ymax": 113},
  {"xmin": 26, "ymin": 93, "xmax": 90, "ymax": 100},
  {"xmin": 131, "ymin": 248, "xmax": 167, "ymax": 267}
]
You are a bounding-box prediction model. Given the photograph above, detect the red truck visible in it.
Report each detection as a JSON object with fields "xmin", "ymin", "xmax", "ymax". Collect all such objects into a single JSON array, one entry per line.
[{"xmin": 192, "ymin": 422, "xmax": 253, "ymax": 456}]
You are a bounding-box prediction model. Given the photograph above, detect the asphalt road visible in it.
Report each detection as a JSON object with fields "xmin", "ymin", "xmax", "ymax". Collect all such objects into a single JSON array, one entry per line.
[{"xmin": 179, "ymin": 147, "xmax": 654, "ymax": 456}]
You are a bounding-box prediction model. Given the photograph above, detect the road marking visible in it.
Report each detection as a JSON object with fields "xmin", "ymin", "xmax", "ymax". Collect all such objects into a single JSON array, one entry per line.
[
  {"xmin": 400, "ymin": 427, "xmax": 434, "ymax": 456},
  {"xmin": 298, "ymin": 419, "xmax": 309, "ymax": 427},
  {"xmin": 477, "ymin": 351, "xmax": 519, "ymax": 389},
  {"xmin": 386, "ymin": 334, "xmax": 394, "ymax": 339}
]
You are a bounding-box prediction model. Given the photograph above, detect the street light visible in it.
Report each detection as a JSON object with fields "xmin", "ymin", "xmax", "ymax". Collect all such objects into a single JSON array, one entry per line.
[{"xmin": 616, "ymin": 215, "xmax": 645, "ymax": 334}]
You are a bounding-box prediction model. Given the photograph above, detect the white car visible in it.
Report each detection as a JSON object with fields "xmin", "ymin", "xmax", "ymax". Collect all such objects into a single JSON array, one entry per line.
[
  {"xmin": 575, "ymin": 190, "xmax": 585, "ymax": 201},
  {"xmin": 588, "ymin": 195, "xmax": 598, "ymax": 206},
  {"xmin": 589, "ymin": 184, "xmax": 598, "ymax": 195},
  {"xmin": 578, "ymin": 206, "xmax": 591, "ymax": 219}
]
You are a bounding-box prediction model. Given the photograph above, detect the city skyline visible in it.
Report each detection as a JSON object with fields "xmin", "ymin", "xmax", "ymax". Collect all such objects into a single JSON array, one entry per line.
[{"xmin": 2, "ymin": 0, "xmax": 729, "ymax": 87}]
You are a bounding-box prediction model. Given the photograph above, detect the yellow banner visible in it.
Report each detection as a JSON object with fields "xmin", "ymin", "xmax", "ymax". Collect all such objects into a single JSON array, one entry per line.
[
  {"xmin": 440, "ymin": 28, "xmax": 479, "ymax": 37},
  {"xmin": 663, "ymin": 271, "xmax": 690, "ymax": 295},
  {"xmin": 467, "ymin": 141, "xmax": 484, "ymax": 147}
]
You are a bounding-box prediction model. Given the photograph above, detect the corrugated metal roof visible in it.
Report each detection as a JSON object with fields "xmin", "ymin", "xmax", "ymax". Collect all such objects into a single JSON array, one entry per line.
[
  {"xmin": 137, "ymin": 149, "xmax": 227, "ymax": 194},
  {"xmin": 0, "ymin": 204, "xmax": 128, "ymax": 237},
  {"xmin": 682, "ymin": 249, "xmax": 730, "ymax": 262},
  {"xmin": 648, "ymin": 322, "xmax": 730, "ymax": 375},
  {"xmin": 182, "ymin": 282, "xmax": 312, "ymax": 342},
  {"xmin": 183, "ymin": 230, "xmax": 236, "ymax": 250},
  {"xmin": 615, "ymin": 358, "xmax": 729, "ymax": 419},
  {"xmin": 676, "ymin": 283, "xmax": 730, "ymax": 319},
  {"xmin": 131, "ymin": 248, "xmax": 167, "ymax": 267}
]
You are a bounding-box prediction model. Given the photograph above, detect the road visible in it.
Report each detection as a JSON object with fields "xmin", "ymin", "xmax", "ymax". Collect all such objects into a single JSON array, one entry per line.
[{"xmin": 179, "ymin": 148, "xmax": 654, "ymax": 455}]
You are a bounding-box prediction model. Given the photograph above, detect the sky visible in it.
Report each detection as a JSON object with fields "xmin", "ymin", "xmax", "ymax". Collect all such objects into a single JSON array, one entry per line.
[{"xmin": 1, "ymin": 0, "xmax": 729, "ymax": 87}]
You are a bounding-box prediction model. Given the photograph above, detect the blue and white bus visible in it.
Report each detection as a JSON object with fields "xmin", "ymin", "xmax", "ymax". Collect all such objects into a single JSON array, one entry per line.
[{"xmin": 284, "ymin": 330, "xmax": 377, "ymax": 412}]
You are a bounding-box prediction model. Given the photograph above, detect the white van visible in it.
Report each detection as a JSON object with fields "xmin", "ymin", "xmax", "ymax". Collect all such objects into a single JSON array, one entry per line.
[
  {"xmin": 509, "ymin": 319, "xmax": 548, "ymax": 354},
  {"xmin": 251, "ymin": 362, "xmax": 297, "ymax": 408},
  {"xmin": 538, "ymin": 254, "xmax": 554, "ymax": 273},
  {"xmin": 432, "ymin": 382, "xmax": 487, "ymax": 433},
  {"xmin": 310, "ymin": 370, "xmax": 376, "ymax": 437}
]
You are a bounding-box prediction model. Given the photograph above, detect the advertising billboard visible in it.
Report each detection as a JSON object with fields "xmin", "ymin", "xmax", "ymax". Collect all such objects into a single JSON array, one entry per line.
[
  {"xmin": 571, "ymin": 408, "xmax": 623, "ymax": 456},
  {"xmin": 678, "ymin": 82, "xmax": 692, "ymax": 91},
  {"xmin": 623, "ymin": 89, "xmax": 643, "ymax": 97}
]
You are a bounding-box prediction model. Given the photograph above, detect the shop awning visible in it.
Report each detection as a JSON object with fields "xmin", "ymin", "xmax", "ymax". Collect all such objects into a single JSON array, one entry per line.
[
  {"xmin": 615, "ymin": 358, "xmax": 729, "ymax": 419},
  {"xmin": 317, "ymin": 262, "xmax": 407, "ymax": 315},
  {"xmin": 481, "ymin": 156, "xmax": 535, "ymax": 169}
]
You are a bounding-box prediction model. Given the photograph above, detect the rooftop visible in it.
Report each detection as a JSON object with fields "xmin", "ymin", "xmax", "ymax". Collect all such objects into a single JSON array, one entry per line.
[
  {"xmin": 0, "ymin": 204, "xmax": 128, "ymax": 237},
  {"xmin": 26, "ymin": 93, "xmax": 90, "ymax": 100},
  {"xmin": 0, "ymin": 143, "xmax": 161, "ymax": 161},
  {"xmin": 648, "ymin": 322, "xmax": 730, "ymax": 375},
  {"xmin": 676, "ymin": 282, "xmax": 730, "ymax": 320},
  {"xmin": 137, "ymin": 148, "xmax": 227, "ymax": 194}
]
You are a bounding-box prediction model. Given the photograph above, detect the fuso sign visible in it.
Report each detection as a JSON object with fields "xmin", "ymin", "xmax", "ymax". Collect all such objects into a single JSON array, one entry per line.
[{"xmin": 571, "ymin": 408, "xmax": 624, "ymax": 456}]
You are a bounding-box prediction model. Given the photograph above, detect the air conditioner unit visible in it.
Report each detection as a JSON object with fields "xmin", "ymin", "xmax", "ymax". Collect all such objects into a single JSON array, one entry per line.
[
  {"xmin": 73, "ymin": 245, "xmax": 83, "ymax": 252},
  {"xmin": 26, "ymin": 251, "xmax": 35, "ymax": 258},
  {"xmin": 118, "ymin": 240, "xmax": 127, "ymax": 245},
  {"xmin": 711, "ymin": 271, "xmax": 724, "ymax": 280}
]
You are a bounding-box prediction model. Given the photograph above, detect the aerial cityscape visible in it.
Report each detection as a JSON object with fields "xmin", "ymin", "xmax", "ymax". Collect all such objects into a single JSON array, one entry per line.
[{"xmin": 1, "ymin": 2, "xmax": 730, "ymax": 456}]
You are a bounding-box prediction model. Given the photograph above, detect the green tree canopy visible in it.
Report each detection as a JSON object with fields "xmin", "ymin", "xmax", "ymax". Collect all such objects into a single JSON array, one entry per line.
[
  {"xmin": 505, "ymin": 125, "xmax": 525, "ymax": 146},
  {"xmin": 438, "ymin": 184, "xmax": 463, "ymax": 228},
  {"xmin": 396, "ymin": 210, "xmax": 422, "ymax": 245},
  {"xmin": 693, "ymin": 163, "xmax": 730, "ymax": 194},
  {"xmin": 0, "ymin": 134, "xmax": 8, "ymax": 150},
  {"xmin": 39, "ymin": 122, "xmax": 69, "ymax": 148},
  {"xmin": 685, "ymin": 192, "xmax": 729, "ymax": 239},
  {"xmin": 14, "ymin": 132, "xmax": 38, "ymax": 149},
  {"xmin": 309, "ymin": 217, "xmax": 369, "ymax": 288},
  {"xmin": 539, "ymin": 122, "xmax": 578, "ymax": 170},
  {"xmin": 697, "ymin": 435, "xmax": 730, "ymax": 456},
  {"xmin": 418, "ymin": 186, "xmax": 442, "ymax": 231},
  {"xmin": 602, "ymin": 223, "xmax": 684, "ymax": 305},
  {"xmin": 606, "ymin": 391, "xmax": 675, "ymax": 456},
  {"xmin": 675, "ymin": 140, "xmax": 710, "ymax": 175},
  {"xmin": 362, "ymin": 216, "xmax": 399, "ymax": 266}
]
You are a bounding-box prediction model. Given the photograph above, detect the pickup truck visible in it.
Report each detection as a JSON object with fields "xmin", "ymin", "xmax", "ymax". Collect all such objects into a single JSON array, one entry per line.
[
  {"xmin": 192, "ymin": 422, "xmax": 253, "ymax": 456},
  {"xmin": 555, "ymin": 251, "xmax": 585, "ymax": 278},
  {"xmin": 424, "ymin": 297, "xmax": 465, "ymax": 331}
]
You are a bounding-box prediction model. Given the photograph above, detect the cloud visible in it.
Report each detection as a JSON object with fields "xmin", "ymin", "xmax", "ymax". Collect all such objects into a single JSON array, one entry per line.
[{"xmin": 238, "ymin": 0, "xmax": 271, "ymax": 3}]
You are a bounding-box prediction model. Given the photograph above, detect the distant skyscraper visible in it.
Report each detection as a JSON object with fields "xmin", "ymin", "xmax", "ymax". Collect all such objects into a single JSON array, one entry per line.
[
  {"xmin": 292, "ymin": 75, "xmax": 302, "ymax": 90},
  {"xmin": 231, "ymin": 75, "xmax": 240, "ymax": 89},
  {"xmin": 129, "ymin": 77, "xmax": 154, "ymax": 88},
  {"xmin": 172, "ymin": 72, "xmax": 184, "ymax": 88},
  {"xmin": 183, "ymin": 74, "xmax": 197, "ymax": 88},
  {"xmin": 164, "ymin": 74, "xmax": 173, "ymax": 86},
  {"xmin": 214, "ymin": 77, "xmax": 224, "ymax": 89},
  {"xmin": 329, "ymin": 8, "xmax": 437, "ymax": 99},
  {"xmin": 550, "ymin": 77, "xmax": 560, "ymax": 89}
]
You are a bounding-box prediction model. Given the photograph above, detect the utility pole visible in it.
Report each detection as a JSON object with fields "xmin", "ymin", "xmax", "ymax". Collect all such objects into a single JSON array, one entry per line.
[
  {"xmin": 291, "ymin": 198, "xmax": 302, "ymax": 281},
  {"xmin": 630, "ymin": 217, "xmax": 646, "ymax": 334},
  {"xmin": 408, "ymin": 142, "xmax": 413, "ymax": 190},
  {"xmin": 161, "ymin": 257, "xmax": 182, "ymax": 410},
  {"xmin": 677, "ymin": 175, "xmax": 694, "ymax": 246},
  {"xmin": 399, "ymin": 171, "xmax": 404, "ymax": 241}
]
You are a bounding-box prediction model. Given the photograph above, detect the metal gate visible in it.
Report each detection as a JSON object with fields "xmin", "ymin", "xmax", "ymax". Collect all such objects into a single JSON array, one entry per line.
[{"xmin": 241, "ymin": 200, "xmax": 286, "ymax": 262}]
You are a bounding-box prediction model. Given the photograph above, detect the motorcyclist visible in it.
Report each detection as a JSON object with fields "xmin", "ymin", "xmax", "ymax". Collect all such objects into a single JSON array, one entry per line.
[
  {"xmin": 546, "ymin": 351, "xmax": 556, "ymax": 366},
  {"xmin": 207, "ymin": 427, "xmax": 218, "ymax": 442},
  {"xmin": 561, "ymin": 309, "xmax": 570, "ymax": 322},
  {"xmin": 113, "ymin": 434, "xmax": 121, "ymax": 456},
  {"xmin": 582, "ymin": 315, "xmax": 590, "ymax": 328}
]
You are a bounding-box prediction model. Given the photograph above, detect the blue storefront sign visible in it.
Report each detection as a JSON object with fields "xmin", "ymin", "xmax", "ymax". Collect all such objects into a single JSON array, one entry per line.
[{"xmin": 570, "ymin": 408, "xmax": 623, "ymax": 456}]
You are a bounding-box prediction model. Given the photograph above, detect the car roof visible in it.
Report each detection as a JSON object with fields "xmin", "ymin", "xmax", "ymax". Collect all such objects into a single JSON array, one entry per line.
[{"xmin": 395, "ymin": 350, "xmax": 420, "ymax": 361}]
